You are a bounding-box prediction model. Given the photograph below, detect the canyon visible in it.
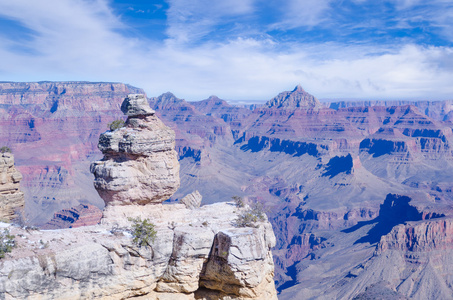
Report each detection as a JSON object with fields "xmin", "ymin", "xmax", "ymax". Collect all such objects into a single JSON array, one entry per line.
[{"xmin": 1, "ymin": 82, "xmax": 453, "ymax": 298}]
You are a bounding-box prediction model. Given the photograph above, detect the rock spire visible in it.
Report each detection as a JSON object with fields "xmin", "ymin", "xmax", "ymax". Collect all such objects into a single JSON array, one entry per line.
[{"xmin": 90, "ymin": 94, "xmax": 180, "ymax": 206}]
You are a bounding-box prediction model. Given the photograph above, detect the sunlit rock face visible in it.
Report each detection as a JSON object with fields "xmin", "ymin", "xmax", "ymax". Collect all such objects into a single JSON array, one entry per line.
[
  {"xmin": 0, "ymin": 152, "xmax": 24, "ymax": 222},
  {"xmin": 1, "ymin": 202, "xmax": 278, "ymax": 300},
  {"xmin": 90, "ymin": 94, "xmax": 180, "ymax": 206}
]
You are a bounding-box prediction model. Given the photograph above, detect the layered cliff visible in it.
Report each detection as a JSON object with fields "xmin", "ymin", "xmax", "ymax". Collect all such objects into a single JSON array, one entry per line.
[{"xmin": 0, "ymin": 152, "xmax": 24, "ymax": 222}]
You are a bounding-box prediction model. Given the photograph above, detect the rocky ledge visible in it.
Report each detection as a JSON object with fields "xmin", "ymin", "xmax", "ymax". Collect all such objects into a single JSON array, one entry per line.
[
  {"xmin": 0, "ymin": 202, "xmax": 277, "ymax": 300},
  {"xmin": 0, "ymin": 152, "xmax": 24, "ymax": 222}
]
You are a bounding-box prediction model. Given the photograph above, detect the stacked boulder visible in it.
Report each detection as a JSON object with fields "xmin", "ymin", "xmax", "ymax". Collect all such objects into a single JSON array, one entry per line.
[{"xmin": 90, "ymin": 94, "xmax": 180, "ymax": 206}]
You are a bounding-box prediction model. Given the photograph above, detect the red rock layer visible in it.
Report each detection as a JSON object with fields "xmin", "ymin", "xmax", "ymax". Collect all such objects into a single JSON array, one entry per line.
[
  {"xmin": 377, "ymin": 219, "xmax": 453, "ymax": 253},
  {"xmin": 41, "ymin": 204, "xmax": 102, "ymax": 229}
]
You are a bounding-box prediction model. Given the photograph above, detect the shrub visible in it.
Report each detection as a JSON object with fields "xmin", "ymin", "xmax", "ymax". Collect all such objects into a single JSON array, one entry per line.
[
  {"xmin": 128, "ymin": 217, "xmax": 157, "ymax": 247},
  {"xmin": 0, "ymin": 146, "xmax": 11, "ymax": 153},
  {"xmin": 107, "ymin": 119, "xmax": 125, "ymax": 131},
  {"xmin": 0, "ymin": 229, "xmax": 15, "ymax": 258},
  {"xmin": 232, "ymin": 195, "xmax": 245, "ymax": 208},
  {"xmin": 234, "ymin": 202, "xmax": 266, "ymax": 228}
]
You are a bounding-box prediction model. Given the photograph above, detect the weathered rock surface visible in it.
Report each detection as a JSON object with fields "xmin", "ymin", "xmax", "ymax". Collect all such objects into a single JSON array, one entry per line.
[
  {"xmin": 0, "ymin": 152, "xmax": 24, "ymax": 222},
  {"xmin": 0, "ymin": 202, "xmax": 277, "ymax": 300},
  {"xmin": 90, "ymin": 94, "xmax": 180, "ymax": 206},
  {"xmin": 180, "ymin": 190, "xmax": 202, "ymax": 209}
]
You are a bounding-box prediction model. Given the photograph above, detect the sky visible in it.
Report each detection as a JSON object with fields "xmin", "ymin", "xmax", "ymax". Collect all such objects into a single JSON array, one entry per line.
[{"xmin": 0, "ymin": 0, "xmax": 452, "ymax": 102}]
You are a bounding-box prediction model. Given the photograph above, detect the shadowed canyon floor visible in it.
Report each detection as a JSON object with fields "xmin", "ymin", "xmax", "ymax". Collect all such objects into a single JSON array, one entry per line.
[{"xmin": 2, "ymin": 82, "xmax": 453, "ymax": 298}]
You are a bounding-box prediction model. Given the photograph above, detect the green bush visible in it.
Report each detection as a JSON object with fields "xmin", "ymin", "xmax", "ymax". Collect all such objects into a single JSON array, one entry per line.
[
  {"xmin": 107, "ymin": 119, "xmax": 125, "ymax": 131},
  {"xmin": 128, "ymin": 217, "xmax": 157, "ymax": 247},
  {"xmin": 0, "ymin": 229, "xmax": 15, "ymax": 258},
  {"xmin": 0, "ymin": 146, "xmax": 11, "ymax": 153},
  {"xmin": 234, "ymin": 202, "xmax": 266, "ymax": 228}
]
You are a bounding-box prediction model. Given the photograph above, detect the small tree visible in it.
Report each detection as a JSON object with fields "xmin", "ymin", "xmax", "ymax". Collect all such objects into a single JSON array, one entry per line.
[
  {"xmin": 0, "ymin": 229, "xmax": 15, "ymax": 258},
  {"xmin": 232, "ymin": 195, "xmax": 245, "ymax": 208},
  {"xmin": 234, "ymin": 202, "xmax": 266, "ymax": 228},
  {"xmin": 128, "ymin": 217, "xmax": 157, "ymax": 247},
  {"xmin": 107, "ymin": 119, "xmax": 125, "ymax": 131},
  {"xmin": 0, "ymin": 146, "xmax": 11, "ymax": 153}
]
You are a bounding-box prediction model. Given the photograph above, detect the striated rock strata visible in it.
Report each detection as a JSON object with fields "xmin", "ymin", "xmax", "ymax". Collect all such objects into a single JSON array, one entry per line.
[
  {"xmin": 41, "ymin": 204, "xmax": 103, "ymax": 229},
  {"xmin": 1, "ymin": 202, "xmax": 277, "ymax": 299},
  {"xmin": 90, "ymin": 94, "xmax": 180, "ymax": 206},
  {"xmin": 0, "ymin": 152, "xmax": 24, "ymax": 221}
]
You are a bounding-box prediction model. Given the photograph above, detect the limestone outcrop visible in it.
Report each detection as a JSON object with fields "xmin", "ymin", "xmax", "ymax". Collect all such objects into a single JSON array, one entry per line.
[
  {"xmin": 1, "ymin": 202, "xmax": 277, "ymax": 300},
  {"xmin": 0, "ymin": 152, "xmax": 24, "ymax": 222},
  {"xmin": 90, "ymin": 94, "xmax": 180, "ymax": 206}
]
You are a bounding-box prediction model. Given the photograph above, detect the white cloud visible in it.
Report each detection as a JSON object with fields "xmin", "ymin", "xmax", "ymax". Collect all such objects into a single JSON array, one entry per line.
[{"xmin": 0, "ymin": 0, "xmax": 452, "ymax": 102}]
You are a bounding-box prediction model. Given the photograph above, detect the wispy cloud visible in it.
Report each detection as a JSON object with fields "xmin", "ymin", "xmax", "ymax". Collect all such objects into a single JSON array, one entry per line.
[
  {"xmin": 270, "ymin": 0, "xmax": 332, "ymax": 29},
  {"xmin": 165, "ymin": 0, "xmax": 255, "ymax": 43}
]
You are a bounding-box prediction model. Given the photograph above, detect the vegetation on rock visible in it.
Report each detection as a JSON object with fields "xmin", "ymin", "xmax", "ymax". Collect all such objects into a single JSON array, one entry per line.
[
  {"xmin": 0, "ymin": 146, "xmax": 11, "ymax": 153},
  {"xmin": 0, "ymin": 229, "xmax": 15, "ymax": 258},
  {"xmin": 107, "ymin": 119, "xmax": 125, "ymax": 131},
  {"xmin": 232, "ymin": 195, "xmax": 245, "ymax": 208},
  {"xmin": 235, "ymin": 202, "xmax": 266, "ymax": 228},
  {"xmin": 128, "ymin": 217, "xmax": 157, "ymax": 247}
]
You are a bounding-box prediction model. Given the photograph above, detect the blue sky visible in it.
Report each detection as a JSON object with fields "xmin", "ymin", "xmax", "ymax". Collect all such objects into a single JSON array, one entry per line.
[{"xmin": 0, "ymin": 0, "xmax": 452, "ymax": 101}]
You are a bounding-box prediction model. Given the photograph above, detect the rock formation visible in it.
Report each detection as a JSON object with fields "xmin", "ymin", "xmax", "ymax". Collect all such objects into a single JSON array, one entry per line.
[
  {"xmin": 90, "ymin": 94, "xmax": 180, "ymax": 206},
  {"xmin": 265, "ymin": 85, "xmax": 323, "ymax": 110},
  {"xmin": 0, "ymin": 152, "xmax": 24, "ymax": 222},
  {"xmin": 0, "ymin": 202, "xmax": 277, "ymax": 299},
  {"xmin": 180, "ymin": 190, "xmax": 202, "ymax": 209},
  {"xmin": 0, "ymin": 81, "xmax": 145, "ymax": 225},
  {"xmin": 0, "ymin": 94, "xmax": 277, "ymax": 299}
]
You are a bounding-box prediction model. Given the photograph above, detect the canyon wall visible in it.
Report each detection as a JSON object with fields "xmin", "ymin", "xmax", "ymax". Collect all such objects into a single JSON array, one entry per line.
[{"xmin": 1, "ymin": 82, "xmax": 453, "ymax": 298}]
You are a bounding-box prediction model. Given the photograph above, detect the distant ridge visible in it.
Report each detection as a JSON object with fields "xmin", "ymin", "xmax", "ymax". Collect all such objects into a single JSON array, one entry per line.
[{"xmin": 266, "ymin": 85, "xmax": 322, "ymax": 109}]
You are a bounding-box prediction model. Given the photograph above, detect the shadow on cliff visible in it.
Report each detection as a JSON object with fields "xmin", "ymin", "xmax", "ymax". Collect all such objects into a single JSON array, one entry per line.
[{"xmin": 343, "ymin": 194, "xmax": 443, "ymax": 245}]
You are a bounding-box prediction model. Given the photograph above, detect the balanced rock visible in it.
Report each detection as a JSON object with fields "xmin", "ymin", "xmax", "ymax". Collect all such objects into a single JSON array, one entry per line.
[
  {"xmin": 121, "ymin": 94, "xmax": 155, "ymax": 117},
  {"xmin": 0, "ymin": 152, "xmax": 24, "ymax": 222},
  {"xmin": 90, "ymin": 95, "xmax": 180, "ymax": 206}
]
